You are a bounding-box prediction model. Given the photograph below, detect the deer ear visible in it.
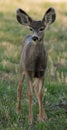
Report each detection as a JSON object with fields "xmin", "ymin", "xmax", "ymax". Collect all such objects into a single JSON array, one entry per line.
[
  {"xmin": 16, "ymin": 8, "xmax": 32, "ymax": 26},
  {"xmin": 42, "ymin": 7, "xmax": 56, "ymax": 26}
]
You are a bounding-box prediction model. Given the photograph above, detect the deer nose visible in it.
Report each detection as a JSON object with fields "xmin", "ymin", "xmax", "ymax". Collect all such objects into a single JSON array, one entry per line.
[{"xmin": 32, "ymin": 36, "xmax": 38, "ymax": 41}]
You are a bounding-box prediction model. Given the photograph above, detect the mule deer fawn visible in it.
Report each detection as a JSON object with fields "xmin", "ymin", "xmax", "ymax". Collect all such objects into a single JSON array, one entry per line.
[{"xmin": 16, "ymin": 7, "xmax": 56, "ymax": 124}]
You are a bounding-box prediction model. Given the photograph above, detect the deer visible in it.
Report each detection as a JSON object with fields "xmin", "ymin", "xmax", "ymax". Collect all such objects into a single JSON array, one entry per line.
[{"xmin": 16, "ymin": 7, "xmax": 56, "ymax": 124}]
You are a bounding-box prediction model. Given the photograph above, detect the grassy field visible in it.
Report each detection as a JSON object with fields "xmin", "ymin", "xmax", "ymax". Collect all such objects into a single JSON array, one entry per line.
[{"xmin": 0, "ymin": 0, "xmax": 67, "ymax": 130}]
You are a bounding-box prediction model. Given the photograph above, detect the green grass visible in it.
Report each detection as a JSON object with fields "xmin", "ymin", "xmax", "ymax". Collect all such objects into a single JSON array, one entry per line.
[{"xmin": 0, "ymin": 0, "xmax": 67, "ymax": 129}]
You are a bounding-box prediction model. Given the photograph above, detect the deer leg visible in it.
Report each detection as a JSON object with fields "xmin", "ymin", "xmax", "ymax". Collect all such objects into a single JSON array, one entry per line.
[
  {"xmin": 17, "ymin": 72, "xmax": 25, "ymax": 113},
  {"xmin": 28, "ymin": 77, "xmax": 33, "ymax": 124},
  {"xmin": 33, "ymin": 78, "xmax": 47, "ymax": 121}
]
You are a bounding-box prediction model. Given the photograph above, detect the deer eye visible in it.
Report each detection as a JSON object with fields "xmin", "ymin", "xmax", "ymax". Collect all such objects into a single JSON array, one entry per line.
[
  {"xmin": 39, "ymin": 27, "xmax": 44, "ymax": 31},
  {"xmin": 30, "ymin": 27, "xmax": 33, "ymax": 31}
]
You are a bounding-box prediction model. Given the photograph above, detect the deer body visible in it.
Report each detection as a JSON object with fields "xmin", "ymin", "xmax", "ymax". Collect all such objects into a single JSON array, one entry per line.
[
  {"xmin": 21, "ymin": 34, "xmax": 47, "ymax": 78},
  {"xmin": 16, "ymin": 8, "xmax": 56, "ymax": 124}
]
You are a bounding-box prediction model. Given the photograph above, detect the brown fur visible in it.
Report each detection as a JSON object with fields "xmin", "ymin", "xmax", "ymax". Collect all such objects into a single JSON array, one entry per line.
[{"xmin": 16, "ymin": 8, "xmax": 56, "ymax": 124}]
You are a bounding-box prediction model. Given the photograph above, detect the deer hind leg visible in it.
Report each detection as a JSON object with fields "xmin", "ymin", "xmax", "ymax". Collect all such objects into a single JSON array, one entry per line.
[
  {"xmin": 17, "ymin": 71, "xmax": 25, "ymax": 114},
  {"xmin": 33, "ymin": 78, "xmax": 47, "ymax": 121},
  {"xmin": 27, "ymin": 77, "xmax": 33, "ymax": 124}
]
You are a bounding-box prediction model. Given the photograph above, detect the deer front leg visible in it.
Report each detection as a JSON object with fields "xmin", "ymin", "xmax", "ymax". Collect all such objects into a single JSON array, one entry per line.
[
  {"xmin": 33, "ymin": 78, "xmax": 47, "ymax": 121},
  {"xmin": 28, "ymin": 77, "xmax": 33, "ymax": 124},
  {"xmin": 17, "ymin": 72, "xmax": 25, "ymax": 113}
]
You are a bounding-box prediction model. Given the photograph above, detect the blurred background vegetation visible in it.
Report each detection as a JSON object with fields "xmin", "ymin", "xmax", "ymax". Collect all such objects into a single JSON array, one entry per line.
[{"xmin": 0, "ymin": 0, "xmax": 67, "ymax": 130}]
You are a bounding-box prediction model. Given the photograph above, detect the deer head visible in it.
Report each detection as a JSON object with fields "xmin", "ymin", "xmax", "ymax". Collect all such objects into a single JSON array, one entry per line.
[{"xmin": 16, "ymin": 7, "xmax": 56, "ymax": 41}]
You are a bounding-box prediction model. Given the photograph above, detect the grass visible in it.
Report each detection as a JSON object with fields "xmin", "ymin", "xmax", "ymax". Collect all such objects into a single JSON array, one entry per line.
[{"xmin": 0, "ymin": 0, "xmax": 67, "ymax": 129}]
